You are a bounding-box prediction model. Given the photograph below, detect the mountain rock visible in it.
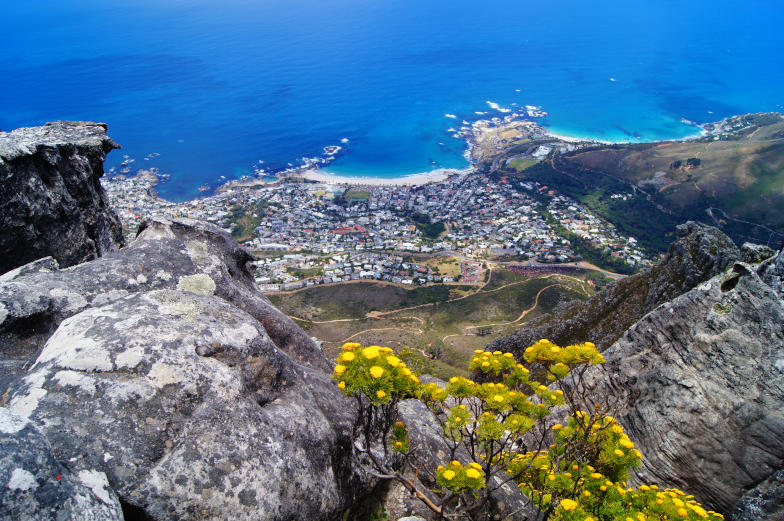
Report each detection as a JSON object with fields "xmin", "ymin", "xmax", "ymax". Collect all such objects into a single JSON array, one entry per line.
[
  {"xmin": 578, "ymin": 250, "xmax": 784, "ymax": 516},
  {"xmin": 489, "ymin": 221, "xmax": 740, "ymax": 354},
  {"xmin": 731, "ymin": 469, "xmax": 784, "ymax": 521},
  {"xmin": 2, "ymin": 217, "xmax": 369, "ymax": 520},
  {"xmin": 0, "ymin": 216, "xmax": 329, "ymax": 389},
  {"xmin": 0, "ymin": 121, "xmax": 124, "ymax": 274},
  {"xmin": 0, "ymin": 407, "xmax": 124, "ymax": 521}
]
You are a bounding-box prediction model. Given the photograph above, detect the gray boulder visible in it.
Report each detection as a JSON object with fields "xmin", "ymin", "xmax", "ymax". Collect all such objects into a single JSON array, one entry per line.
[
  {"xmin": 0, "ymin": 217, "xmax": 329, "ymax": 388},
  {"xmin": 580, "ymin": 250, "xmax": 784, "ymax": 515},
  {"xmin": 0, "ymin": 121, "xmax": 124, "ymax": 274},
  {"xmin": 2, "ymin": 218, "xmax": 369, "ymax": 520},
  {"xmin": 0, "ymin": 407, "xmax": 123, "ymax": 521}
]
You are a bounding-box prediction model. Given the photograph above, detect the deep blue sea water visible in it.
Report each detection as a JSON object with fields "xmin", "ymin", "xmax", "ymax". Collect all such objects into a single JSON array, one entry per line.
[{"xmin": 2, "ymin": 0, "xmax": 783, "ymax": 200}]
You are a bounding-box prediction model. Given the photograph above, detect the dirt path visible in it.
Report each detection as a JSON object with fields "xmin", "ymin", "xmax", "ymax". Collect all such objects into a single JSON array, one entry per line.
[
  {"xmin": 441, "ymin": 283, "xmax": 563, "ymax": 346},
  {"xmin": 331, "ymin": 326, "xmax": 424, "ymax": 345},
  {"xmin": 291, "ymin": 272, "xmax": 587, "ymax": 326}
]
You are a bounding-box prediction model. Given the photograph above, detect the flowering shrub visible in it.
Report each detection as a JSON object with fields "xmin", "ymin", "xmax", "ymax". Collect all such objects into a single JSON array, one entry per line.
[{"xmin": 333, "ymin": 340, "xmax": 723, "ymax": 521}]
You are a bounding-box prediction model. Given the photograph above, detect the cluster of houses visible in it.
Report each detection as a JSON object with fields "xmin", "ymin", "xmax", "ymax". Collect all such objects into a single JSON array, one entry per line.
[
  {"xmin": 254, "ymin": 252, "xmax": 456, "ymax": 292},
  {"xmin": 103, "ymin": 167, "xmax": 653, "ymax": 290}
]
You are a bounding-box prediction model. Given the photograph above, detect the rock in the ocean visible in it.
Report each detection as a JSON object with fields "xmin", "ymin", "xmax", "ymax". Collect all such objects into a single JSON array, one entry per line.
[
  {"xmin": 579, "ymin": 250, "xmax": 784, "ymax": 515},
  {"xmin": 489, "ymin": 221, "xmax": 740, "ymax": 354},
  {"xmin": 0, "ymin": 407, "xmax": 124, "ymax": 521},
  {"xmin": 2, "ymin": 218, "xmax": 369, "ymax": 520},
  {"xmin": 0, "ymin": 121, "xmax": 124, "ymax": 274}
]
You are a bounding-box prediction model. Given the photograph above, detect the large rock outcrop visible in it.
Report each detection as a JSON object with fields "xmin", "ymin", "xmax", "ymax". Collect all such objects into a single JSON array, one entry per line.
[
  {"xmin": 2, "ymin": 218, "xmax": 369, "ymax": 520},
  {"xmin": 0, "ymin": 407, "xmax": 124, "ymax": 521},
  {"xmin": 489, "ymin": 222, "xmax": 740, "ymax": 354},
  {"xmin": 578, "ymin": 250, "xmax": 784, "ymax": 517},
  {"xmin": 0, "ymin": 121, "xmax": 124, "ymax": 274}
]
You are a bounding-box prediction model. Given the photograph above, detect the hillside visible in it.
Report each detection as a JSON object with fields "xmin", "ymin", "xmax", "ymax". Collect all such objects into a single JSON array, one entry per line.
[
  {"xmin": 268, "ymin": 267, "xmax": 594, "ymax": 378},
  {"xmin": 556, "ymin": 113, "xmax": 784, "ymax": 245},
  {"xmin": 491, "ymin": 113, "xmax": 784, "ymax": 250}
]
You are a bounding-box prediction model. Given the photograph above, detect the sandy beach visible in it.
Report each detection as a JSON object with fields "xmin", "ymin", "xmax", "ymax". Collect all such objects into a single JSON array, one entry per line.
[{"xmin": 290, "ymin": 167, "xmax": 472, "ymax": 186}]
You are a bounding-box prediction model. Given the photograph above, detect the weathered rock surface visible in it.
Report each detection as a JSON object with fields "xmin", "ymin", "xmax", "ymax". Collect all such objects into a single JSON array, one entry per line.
[
  {"xmin": 2, "ymin": 218, "xmax": 369, "ymax": 520},
  {"xmin": 579, "ymin": 250, "xmax": 784, "ymax": 516},
  {"xmin": 730, "ymin": 469, "xmax": 784, "ymax": 521},
  {"xmin": 0, "ymin": 407, "xmax": 124, "ymax": 521},
  {"xmin": 489, "ymin": 222, "xmax": 740, "ymax": 354},
  {"xmin": 0, "ymin": 121, "xmax": 124, "ymax": 274},
  {"xmin": 0, "ymin": 217, "xmax": 329, "ymax": 388}
]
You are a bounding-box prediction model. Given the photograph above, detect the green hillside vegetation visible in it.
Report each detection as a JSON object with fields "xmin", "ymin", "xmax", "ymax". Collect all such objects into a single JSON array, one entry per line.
[
  {"xmin": 411, "ymin": 212, "xmax": 446, "ymax": 239},
  {"xmin": 268, "ymin": 269, "xmax": 593, "ymax": 379},
  {"xmin": 558, "ymin": 113, "xmax": 784, "ymax": 245},
  {"xmin": 498, "ymin": 160, "xmax": 682, "ymax": 254}
]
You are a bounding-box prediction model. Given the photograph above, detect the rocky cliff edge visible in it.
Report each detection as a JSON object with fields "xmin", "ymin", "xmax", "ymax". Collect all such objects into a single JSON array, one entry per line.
[{"xmin": 0, "ymin": 121, "xmax": 124, "ymax": 274}]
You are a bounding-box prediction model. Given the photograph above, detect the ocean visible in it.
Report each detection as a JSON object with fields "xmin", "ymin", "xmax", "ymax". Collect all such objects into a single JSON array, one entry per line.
[{"xmin": 2, "ymin": 0, "xmax": 782, "ymax": 200}]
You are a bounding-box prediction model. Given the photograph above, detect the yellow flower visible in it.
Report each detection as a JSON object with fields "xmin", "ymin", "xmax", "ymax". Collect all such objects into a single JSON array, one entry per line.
[
  {"xmin": 466, "ymin": 468, "xmax": 481, "ymax": 479},
  {"xmin": 362, "ymin": 347, "xmax": 380, "ymax": 359},
  {"xmin": 614, "ymin": 449, "xmax": 625, "ymax": 457},
  {"xmin": 469, "ymin": 462, "xmax": 482, "ymax": 470},
  {"xmin": 493, "ymin": 395, "xmax": 504, "ymax": 403},
  {"xmin": 620, "ymin": 438, "xmax": 635, "ymax": 449},
  {"xmin": 334, "ymin": 364, "xmax": 346, "ymax": 376},
  {"xmin": 572, "ymin": 464, "xmax": 579, "ymax": 471},
  {"xmin": 449, "ymin": 377, "xmax": 459, "ymax": 384},
  {"xmin": 395, "ymin": 441, "xmax": 402, "ymax": 447},
  {"xmin": 474, "ymin": 349, "xmax": 484, "ymax": 354},
  {"xmin": 590, "ymin": 473, "xmax": 602, "ymax": 479},
  {"xmin": 340, "ymin": 352, "xmax": 355, "ymax": 362},
  {"xmin": 559, "ymin": 499, "xmax": 578, "ymax": 511},
  {"xmin": 552, "ymin": 424, "xmax": 563, "ymax": 430},
  {"xmin": 583, "ymin": 490, "xmax": 591, "ymax": 497},
  {"xmin": 377, "ymin": 390, "xmax": 386, "ymax": 399},
  {"xmin": 482, "ymin": 361, "xmax": 490, "ymax": 368},
  {"xmin": 504, "ymin": 352, "xmax": 514, "ymax": 358},
  {"xmin": 337, "ymin": 381, "xmax": 345, "ymax": 390},
  {"xmin": 342, "ymin": 342, "xmax": 360, "ymax": 351},
  {"xmin": 402, "ymin": 368, "xmax": 412, "ymax": 376},
  {"xmin": 442, "ymin": 470, "xmax": 455, "ymax": 481},
  {"xmin": 369, "ymin": 366, "xmax": 385, "ymax": 378},
  {"xmin": 600, "ymin": 485, "xmax": 606, "ymax": 491},
  {"xmin": 386, "ymin": 356, "xmax": 401, "ymax": 367},
  {"xmin": 612, "ymin": 425, "xmax": 624, "ymax": 434},
  {"xmin": 677, "ymin": 508, "xmax": 688, "ymax": 517},
  {"xmin": 395, "ymin": 421, "xmax": 404, "ymax": 427}
]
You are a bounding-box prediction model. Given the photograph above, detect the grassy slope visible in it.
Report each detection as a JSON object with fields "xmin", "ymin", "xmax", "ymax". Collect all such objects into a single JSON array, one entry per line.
[{"xmin": 268, "ymin": 270, "xmax": 592, "ymax": 379}]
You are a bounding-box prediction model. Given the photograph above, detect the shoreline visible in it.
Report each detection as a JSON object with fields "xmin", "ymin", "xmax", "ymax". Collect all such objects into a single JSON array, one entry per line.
[
  {"xmin": 196, "ymin": 111, "xmax": 779, "ymax": 193},
  {"xmin": 287, "ymin": 166, "xmax": 473, "ymax": 186}
]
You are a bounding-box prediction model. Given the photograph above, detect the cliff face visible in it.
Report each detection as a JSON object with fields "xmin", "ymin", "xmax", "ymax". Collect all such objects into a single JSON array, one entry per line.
[
  {"xmin": 0, "ymin": 121, "xmax": 124, "ymax": 274},
  {"xmin": 577, "ymin": 250, "xmax": 784, "ymax": 518},
  {"xmin": 1, "ymin": 218, "xmax": 369, "ymax": 520},
  {"xmin": 489, "ymin": 222, "xmax": 740, "ymax": 355}
]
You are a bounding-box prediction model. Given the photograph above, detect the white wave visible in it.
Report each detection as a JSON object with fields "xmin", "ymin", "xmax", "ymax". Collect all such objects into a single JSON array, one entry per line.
[{"xmin": 444, "ymin": 113, "xmax": 458, "ymax": 119}]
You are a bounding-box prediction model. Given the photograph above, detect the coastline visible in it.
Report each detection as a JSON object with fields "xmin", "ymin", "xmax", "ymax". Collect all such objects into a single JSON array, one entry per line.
[
  {"xmin": 290, "ymin": 166, "xmax": 472, "ymax": 186},
  {"xmin": 205, "ymin": 111, "xmax": 776, "ymax": 193}
]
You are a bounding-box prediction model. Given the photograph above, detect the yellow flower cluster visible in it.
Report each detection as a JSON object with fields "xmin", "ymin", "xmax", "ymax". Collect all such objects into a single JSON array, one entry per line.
[
  {"xmin": 469, "ymin": 349, "xmax": 518, "ymax": 375},
  {"xmin": 523, "ymin": 339, "xmax": 604, "ymax": 366},
  {"xmin": 436, "ymin": 460, "xmax": 485, "ymax": 493},
  {"xmin": 332, "ymin": 343, "xmax": 420, "ymax": 404}
]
